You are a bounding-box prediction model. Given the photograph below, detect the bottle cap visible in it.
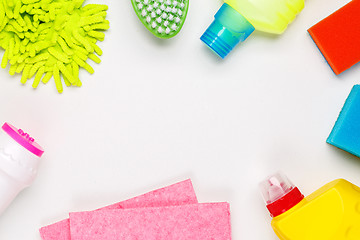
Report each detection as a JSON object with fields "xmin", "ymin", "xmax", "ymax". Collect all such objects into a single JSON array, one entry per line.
[
  {"xmin": 260, "ymin": 172, "xmax": 304, "ymax": 217},
  {"xmin": 200, "ymin": 3, "xmax": 255, "ymax": 59},
  {"xmin": 2, "ymin": 123, "xmax": 44, "ymax": 157}
]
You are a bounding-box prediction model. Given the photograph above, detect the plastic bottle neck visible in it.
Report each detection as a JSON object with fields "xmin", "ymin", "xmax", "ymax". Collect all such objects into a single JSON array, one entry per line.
[
  {"xmin": 260, "ymin": 173, "xmax": 305, "ymax": 218},
  {"xmin": 200, "ymin": 3, "xmax": 255, "ymax": 58}
]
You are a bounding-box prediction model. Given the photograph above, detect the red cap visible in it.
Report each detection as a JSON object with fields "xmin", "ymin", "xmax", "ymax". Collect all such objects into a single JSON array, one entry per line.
[{"xmin": 260, "ymin": 172, "xmax": 304, "ymax": 217}]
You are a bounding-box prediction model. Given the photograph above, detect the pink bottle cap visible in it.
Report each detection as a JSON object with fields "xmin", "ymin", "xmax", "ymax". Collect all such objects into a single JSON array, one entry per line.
[{"xmin": 2, "ymin": 123, "xmax": 44, "ymax": 157}]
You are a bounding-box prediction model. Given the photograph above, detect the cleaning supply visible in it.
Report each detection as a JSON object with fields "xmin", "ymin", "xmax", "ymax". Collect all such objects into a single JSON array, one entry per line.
[
  {"xmin": 308, "ymin": 0, "xmax": 360, "ymax": 75},
  {"xmin": 260, "ymin": 172, "xmax": 360, "ymax": 240},
  {"xmin": 201, "ymin": 0, "xmax": 304, "ymax": 58},
  {"xmin": 69, "ymin": 203, "xmax": 231, "ymax": 240},
  {"xmin": 0, "ymin": 0, "xmax": 109, "ymax": 93},
  {"xmin": 40, "ymin": 179, "xmax": 231, "ymax": 240},
  {"xmin": 131, "ymin": 0, "xmax": 189, "ymax": 39},
  {"xmin": 327, "ymin": 85, "xmax": 360, "ymax": 158},
  {"xmin": 40, "ymin": 179, "xmax": 198, "ymax": 240},
  {"xmin": 0, "ymin": 122, "xmax": 44, "ymax": 215}
]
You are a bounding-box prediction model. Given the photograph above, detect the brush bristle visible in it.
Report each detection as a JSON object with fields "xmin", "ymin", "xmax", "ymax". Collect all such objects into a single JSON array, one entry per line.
[{"xmin": 134, "ymin": 0, "xmax": 188, "ymax": 37}]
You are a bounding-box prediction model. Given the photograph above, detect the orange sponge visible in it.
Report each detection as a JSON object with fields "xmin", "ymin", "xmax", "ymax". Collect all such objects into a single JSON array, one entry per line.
[{"xmin": 308, "ymin": 0, "xmax": 360, "ymax": 75}]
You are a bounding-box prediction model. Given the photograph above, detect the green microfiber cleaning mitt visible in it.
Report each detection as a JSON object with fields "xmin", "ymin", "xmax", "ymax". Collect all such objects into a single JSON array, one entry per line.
[{"xmin": 0, "ymin": 0, "xmax": 109, "ymax": 93}]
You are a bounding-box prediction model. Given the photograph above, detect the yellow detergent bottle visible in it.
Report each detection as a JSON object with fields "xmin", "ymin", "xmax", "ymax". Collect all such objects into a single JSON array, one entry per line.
[
  {"xmin": 260, "ymin": 172, "xmax": 360, "ymax": 240},
  {"xmin": 201, "ymin": 0, "xmax": 305, "ymax": 58}
]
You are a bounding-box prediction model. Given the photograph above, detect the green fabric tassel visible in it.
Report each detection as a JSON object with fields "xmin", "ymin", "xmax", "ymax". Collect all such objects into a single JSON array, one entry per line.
[{"xmin": 0, "ymin": 0, "xmax": 109, "ymax": 93}]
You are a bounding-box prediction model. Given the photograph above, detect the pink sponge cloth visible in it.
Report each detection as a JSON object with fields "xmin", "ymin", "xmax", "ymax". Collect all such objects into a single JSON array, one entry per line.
[
  {"xmin": 39, "ymin": 180, "xmax": 198, "ymax": 240},
  {"xmin": 308, "ymin": 0, "xmax": 360, "ymax": 75},
  {"xmin": 69, "ymin": 203, "xmax": 232, "ymax": 240}
]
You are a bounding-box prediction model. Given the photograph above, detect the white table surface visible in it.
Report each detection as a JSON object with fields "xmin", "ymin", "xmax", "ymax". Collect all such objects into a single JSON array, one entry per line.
[{"xmin": 0, "ymin": 0, "xmax": 359, "ymax": 239}]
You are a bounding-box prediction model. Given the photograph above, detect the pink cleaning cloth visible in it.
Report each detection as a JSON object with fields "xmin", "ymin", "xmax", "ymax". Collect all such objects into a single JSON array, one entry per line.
[
  {"xmin": 39, "ymin": 179, "xmax": 198, "ymax": 240},
  {"xmin": 69, "ymin": 203, "xmax": 232, "ymax": 240}
]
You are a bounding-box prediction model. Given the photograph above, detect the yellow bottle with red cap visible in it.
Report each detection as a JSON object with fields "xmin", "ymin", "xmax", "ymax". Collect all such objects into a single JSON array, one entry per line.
[{"xmin": 260, "ymin": 173, "xmax": 360, "ymax": 240}]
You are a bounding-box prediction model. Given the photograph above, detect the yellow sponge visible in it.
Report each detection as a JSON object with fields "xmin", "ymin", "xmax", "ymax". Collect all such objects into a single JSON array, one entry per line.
[{"xmin": 0, "ymin": 0, "xmax": 109, "ymax": 93}]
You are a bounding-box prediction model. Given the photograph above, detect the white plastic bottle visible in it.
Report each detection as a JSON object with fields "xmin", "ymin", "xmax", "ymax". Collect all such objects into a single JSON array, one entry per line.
[{"xmin": 0, "ymin": 122, "xmax": 44, "ymax": 214}]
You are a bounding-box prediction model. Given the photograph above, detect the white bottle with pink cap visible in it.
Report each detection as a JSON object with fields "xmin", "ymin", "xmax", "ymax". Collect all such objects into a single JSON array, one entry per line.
[{"xmin": 0, "ymin": 122, "xmax": 44, "ymax": 214}]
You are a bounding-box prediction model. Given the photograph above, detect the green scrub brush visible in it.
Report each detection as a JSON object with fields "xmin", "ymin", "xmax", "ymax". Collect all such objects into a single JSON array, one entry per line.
[
  {"xmin": 0, "ymin": 0, "xmax": 109, "ymax": 93},
  {"xmin": 131, "ymin": 0, "xmax": 189, "ymax": 39}
]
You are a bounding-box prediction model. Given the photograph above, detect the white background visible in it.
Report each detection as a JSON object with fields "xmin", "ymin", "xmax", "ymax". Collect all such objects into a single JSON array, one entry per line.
[{"xmin": 0, "ymin": 0, "xmax": 359, "ymax": 239}]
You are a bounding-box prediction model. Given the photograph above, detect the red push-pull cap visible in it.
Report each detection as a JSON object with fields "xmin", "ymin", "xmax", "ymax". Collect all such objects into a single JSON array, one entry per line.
[{"xmin": 260, "ymin": 172, "xmax": 304, "ymax": 217}]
